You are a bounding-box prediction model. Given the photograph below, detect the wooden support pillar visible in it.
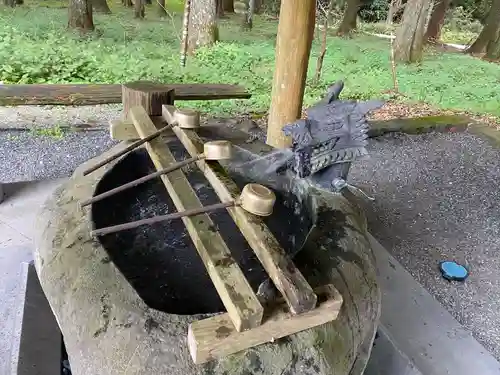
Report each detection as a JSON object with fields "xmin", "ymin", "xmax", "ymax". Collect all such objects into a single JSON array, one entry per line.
[
  {"xmin": 266, "ymin": 0, "xmax": 316, "ymax": 149},
  {"xmin": 121, "ymin": 81, "xmax": 175, "ymax": 121}
]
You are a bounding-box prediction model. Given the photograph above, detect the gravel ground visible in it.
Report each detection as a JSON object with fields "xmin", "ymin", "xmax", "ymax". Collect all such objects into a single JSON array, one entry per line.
[
  {"xmin": 0, "ymin": 104, "xmax": 121, "ymax": 130},
  {"xmin": 349, "ymin": 131, "xmax": 500, "ymax": 360},
  {"xmin": 0, "ymin": 105, "xmax": 121, "ymax": 182},
  {"xmin": 0, "ymin": 130, "xmax": 118, "ymax": 182}
]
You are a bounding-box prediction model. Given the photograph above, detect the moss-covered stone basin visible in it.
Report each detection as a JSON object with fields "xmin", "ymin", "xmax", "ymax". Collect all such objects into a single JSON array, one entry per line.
[{"xmin": 34, "ymin": 125, "xmax": 380, "ymax": 375}]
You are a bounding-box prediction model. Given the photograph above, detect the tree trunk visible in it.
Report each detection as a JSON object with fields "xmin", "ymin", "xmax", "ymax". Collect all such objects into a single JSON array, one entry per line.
[
  {"xmin": 254, "ymin": 0, "xmax": 261, "ymax": 13},
  {"xmin": 92, "ymin": 0, "xmax": 111, "ymax": 13},
  {"xmin": 134, "ymin": 0, "xmax": 145, "ymax": 18},
  {"xmin": 425, "ymin": 0, "xmax": 450, "ymax": 42},
  {"xmin": 216, "ymin": 0, "xmax": 224, "ymax": 17},
  {"xmin": 223, "ymin": 0, "xmax": 234, "ymax": 12},
  {"xmin": 145, "ymin": 0, "xmax": 151, "ymax": 4},
  {"xmin": 386, "ymin": 0, "xmax": 402, "ymax": 24},
  {"xmin": 157, "ymin": 0, "xmax": 167, "ymax": 16},
  {"xmin": 242, "ymin": 0, "xmax": 255, "ymax": 29},
  {"xmin": 68, "ymin": 0, "xmax": 95, "ymax": 33},
  {"xmin": 187, "ymin": 0, "xmax": 218, "ymax": 52},
  {"xmin": 267, "ymin": 0, "xmax": 316, "ymax": 149},
  {"xmin": 393, "ymin": 0, "xmax": 433, "ymax": 63},
  {"xmin": 3, "ymin": 0, "xmax": 17, "ymax": 7},
  {"xmin": 122, "ymin": 0, "xmax": 133, "ymax": 7},
  {"xmin": 336, "ymin": 0, "xmax": 361, "ymax": 36},
  {"xmin": 467, "ymin": 0, "xmax": 500, "ymax": 54},
  {"xmin": 485, "ymin": 31, "xmax": 500, "ymax": 59}
]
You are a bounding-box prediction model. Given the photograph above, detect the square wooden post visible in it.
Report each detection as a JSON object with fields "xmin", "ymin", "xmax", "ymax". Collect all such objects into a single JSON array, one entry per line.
[{"xmin": 121, "ymin": 81, "xmax": 175, "ymax": 121}]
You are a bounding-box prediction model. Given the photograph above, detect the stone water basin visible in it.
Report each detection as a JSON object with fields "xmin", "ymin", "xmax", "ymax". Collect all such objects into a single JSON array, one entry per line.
[{"xmin": 34, "ymin": 125, "xmax": 380, "ymax": 375}]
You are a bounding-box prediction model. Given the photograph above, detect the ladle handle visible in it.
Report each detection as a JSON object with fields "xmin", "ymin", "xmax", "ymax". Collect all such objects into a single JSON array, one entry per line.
[
  {"xmin": 80, "ymin": 155, "xmax": 202, "ymax": 208},
  {"xmin": 82, "ymin": 123, "xmax": 174, "ymax": 176},
  {"xmin": 91, "ymin": 201, "xmax": 236, "ymax": 237}
]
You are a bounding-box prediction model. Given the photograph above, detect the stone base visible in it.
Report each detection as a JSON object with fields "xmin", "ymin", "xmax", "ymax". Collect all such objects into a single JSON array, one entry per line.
[
  {"xmin": 33, "ymin": 126, "xmax": 381, "ymax": 375},
  {"xmin": 9, "ymin": 262, "xmax": 62, "ymax": 375}
]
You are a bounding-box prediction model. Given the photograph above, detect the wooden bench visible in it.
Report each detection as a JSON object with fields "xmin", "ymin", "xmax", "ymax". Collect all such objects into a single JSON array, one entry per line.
[{"xmin": 0, "ymin": 81, "xmax": 251, "ymax": 106}]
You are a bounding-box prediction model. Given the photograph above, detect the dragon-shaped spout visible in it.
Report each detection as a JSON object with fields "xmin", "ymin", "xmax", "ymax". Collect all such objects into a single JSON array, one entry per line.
[{"xmin": 282, "ymin": 80, "xmax": 384, "ymax": 190}]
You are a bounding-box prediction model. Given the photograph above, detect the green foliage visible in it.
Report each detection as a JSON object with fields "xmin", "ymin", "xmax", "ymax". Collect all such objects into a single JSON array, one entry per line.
[
  {"xmin": 0, "ymin": 3, "xmax": 500, "ymax": 117},
  {"xmin": 452, "ymin": 0, "xmax": 492, "ymax": 22},
  {"xmin": 30, "ymin": 124, "xmax": 66, "ymax": 139},
  {"xmin": 441, "ymin": 6, "xmax": 483, "ymax": 44},
  {"xmin": 358, "ymin": 0, "xmax": 389, "ymax": 23}
]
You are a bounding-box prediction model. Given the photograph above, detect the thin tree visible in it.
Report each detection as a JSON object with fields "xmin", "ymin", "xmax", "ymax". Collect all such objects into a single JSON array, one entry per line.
[
  {"xmin": 216, "ymin": 0, "xmax": 225, "ymax": 17},
  {"xmin": 393, "ymin": 0, "xmax": 433, "ymax": 63},
  {"xmin": 467, "ymin": 0, "xmax": 500, "ymax": 54},
  {"xmin": 485, "ymin": 32, "xmax": 500, "ymax": 59},
  {"xmin": 187, "ymin": 0, "xmax": 219, "ymax": 52},
  {"xmin": 157, "ymin": 0, "xmax": 167, "ymax": 17},
  {"xmin": 223, "ymin": 0, "xmax": 234, "ymax": 12},
  {"xmin": 68, "ymin": 0, "xmax": 95, "ymax": 33},
  {"xmin": 314, "ymin": 0, "xmax": 334, "ymax": 82},
  {"xmin": 134, "ymin": 0, "xmax": 145, "ymax": 18},
  {"xmin": 254, "ymin": 0, "xmax": 261, "ymax": 13},
  {"xmin": 425, "ymin": 0, "xmax": 450, "ymax": 42},
  {"xmin": 242, "ymin": 0, "xmax": 255, "ymax": 29},
  {"xmin": 180, "ymin": 0, "xmax": 191, "ymax": 66},
  {"xmin": 336, "ymin": 0, "xmax": 361, "ymax": 36},
  {"xmin": 386, "ymin": 0, "xmax": 403, "ymax": 24},
  {"xmin": 122, "ymin": 0, "xmax": 133, "ymax": 7},
  {"xmin": 92, "ymin": 0, "xmax": 111, "ymax": 13}
]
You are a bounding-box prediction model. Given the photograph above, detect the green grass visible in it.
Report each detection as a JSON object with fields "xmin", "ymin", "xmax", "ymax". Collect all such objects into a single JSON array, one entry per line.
[
  {"xmin": 29, "ymin": 124, "xmax": 66, "ymax": 139},
  {"xmin": 1, "ymin": 3, "xmax": 500, "ymax": 117}
]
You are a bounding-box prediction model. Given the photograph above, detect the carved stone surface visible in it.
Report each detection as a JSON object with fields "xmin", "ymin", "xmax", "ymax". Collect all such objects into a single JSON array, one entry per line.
[
  {"xmin": 33, "ymin": 126, "xmax": 380, "ymax": 375},
  {"xmin": 282, "ymin": 81, "xmax": 384, "ymax": 188}
]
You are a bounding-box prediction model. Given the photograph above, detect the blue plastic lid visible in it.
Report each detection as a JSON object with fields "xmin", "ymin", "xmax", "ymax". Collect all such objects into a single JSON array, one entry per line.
[{"xmin": 440, "ymin": 261, "xmax": 469, "ymax": 281}]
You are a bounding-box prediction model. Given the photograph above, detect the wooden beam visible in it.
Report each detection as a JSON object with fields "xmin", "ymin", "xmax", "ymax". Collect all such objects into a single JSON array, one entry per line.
[
  {"xmin": 164, "ymin": 105, "xmax": 318, "ymax": 316},
  {"xmin": 266, "ymin": 0, "xmax": 316, "ymax": 149},
  {"xmin": 129, "ymin": 106, "xmax": 263, "ymax": 332},
  {"xmin": 0, "ymin": 83, "xmax": 251, "ymax": 106},
  {"xmin": 109, "ymin": 116, "xmax": 168, "ymax": 141},
  {"xmin": 188, "ymin": 284, "xmax": 343, "ymax": 364}
]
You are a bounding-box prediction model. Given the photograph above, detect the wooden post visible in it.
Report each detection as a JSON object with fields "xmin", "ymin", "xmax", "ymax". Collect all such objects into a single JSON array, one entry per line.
[
  {"xmin": 121, "ymin": 81, "xmax": 175, "ymax": 120},
  {"xmin": 266, "ymin": 0, "xmax": 316, "ymax": 149}
]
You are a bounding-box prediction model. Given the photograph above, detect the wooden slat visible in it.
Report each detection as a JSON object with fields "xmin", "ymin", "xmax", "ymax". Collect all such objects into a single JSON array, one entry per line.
[
  {"xmin": 188, "ymin": 284, "xmax": 343, "ymax": 364},
  {"xmin": 109, "ymin": 116, "xmax": 165, "ymax": 141},
  {"xmin": 129, "ymin": 106, "xmax": 263, "ymax": 332},
  {"xmin": 164, "ymin": 105, "xmax": 318, "ymax": 316},
  {"xmin": 0, "ymin": 83, "xmax": 251, "ymax": 106}
]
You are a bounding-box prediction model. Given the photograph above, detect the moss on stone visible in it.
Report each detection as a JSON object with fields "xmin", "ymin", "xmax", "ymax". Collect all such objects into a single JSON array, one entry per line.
[{"xmin": 369, "ymin": 115, "xmax": 472, "ymax": 137}]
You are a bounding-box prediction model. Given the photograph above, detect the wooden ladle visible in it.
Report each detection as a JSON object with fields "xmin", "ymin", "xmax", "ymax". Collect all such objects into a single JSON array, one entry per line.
[
  {"xmin": 80, "ymin": 140, "xmax": 233, "ymax": 208},
  {"xmin": 90, "ymin": 183, "xmax": 276, "ymax": 237},
  {"xmin": 82, "ymin": 108, "xmax": 201, "ymax": 176}
]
